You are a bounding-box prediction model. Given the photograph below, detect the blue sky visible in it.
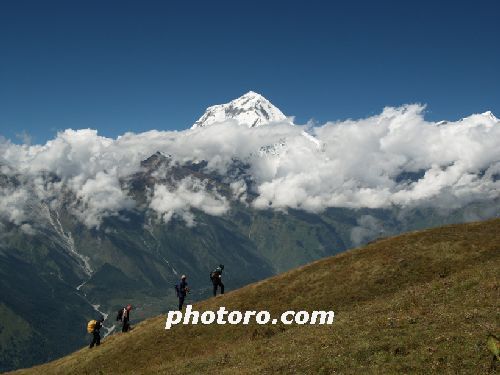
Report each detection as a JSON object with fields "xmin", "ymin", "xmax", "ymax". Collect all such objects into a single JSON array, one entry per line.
[{"xmin": 1, "ymin": 0, "xmax": 499, "ymax": 144}]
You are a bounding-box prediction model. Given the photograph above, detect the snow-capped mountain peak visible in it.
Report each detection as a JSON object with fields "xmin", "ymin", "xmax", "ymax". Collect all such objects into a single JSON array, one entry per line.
[
  {"xmin": 436, "ymin": 110, "xmax": 498, "ymax": 126},
  {"xmin": 191, "ymin": 91, "xmax": 290, "ymax": 129},
  {"xmin": 481, "ymin": 110, "xmax": 498, "ymax": 122}
]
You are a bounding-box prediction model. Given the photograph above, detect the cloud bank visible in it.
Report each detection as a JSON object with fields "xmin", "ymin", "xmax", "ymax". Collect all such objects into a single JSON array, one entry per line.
[
  {"xmin": 150, "ymin": 177, "xmax": 229, "ymax": 226},
  {"xmin": 0, "ymin": 105, "xmax": 499, "ymax": 228}
]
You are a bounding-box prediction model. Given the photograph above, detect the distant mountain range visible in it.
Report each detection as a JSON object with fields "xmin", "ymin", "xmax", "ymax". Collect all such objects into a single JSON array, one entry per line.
[{"xmin": 0, "ymin": 92, "xmax": 499, "ymax": 371}]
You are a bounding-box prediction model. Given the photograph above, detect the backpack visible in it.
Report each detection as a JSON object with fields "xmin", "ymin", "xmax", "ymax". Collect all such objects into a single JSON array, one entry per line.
[
  {"xmin": 87, "ymin": 320, "xmax": 96, "ymax": 333},
  {"xmin": 210, "ymin": 269, "xmax": 221, "ymax": 281},
  {"xmin": 174, "ymin": 284, "xmax": 180, "ymax": 297},
  {"xmin": 116, "ymin": 308, "xmax": 124, "ymax": 321}
]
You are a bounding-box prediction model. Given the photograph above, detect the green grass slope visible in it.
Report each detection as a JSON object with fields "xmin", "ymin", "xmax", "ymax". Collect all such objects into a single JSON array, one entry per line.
[{"xmin": 11, "ymin": 219, "xmax": 500, "ymax": 374}]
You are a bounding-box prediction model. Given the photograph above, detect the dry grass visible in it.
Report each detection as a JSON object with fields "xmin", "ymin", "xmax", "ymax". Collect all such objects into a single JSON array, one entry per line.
[{"xmin": 10, "ymin": 219, "xmax": 500, "ymax": 374}]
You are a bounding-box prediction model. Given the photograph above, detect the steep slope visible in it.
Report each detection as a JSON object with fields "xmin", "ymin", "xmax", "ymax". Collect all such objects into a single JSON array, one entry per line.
[{"xmin": 13, "ymin": 219, "xmax": 500, "ymax": 374}]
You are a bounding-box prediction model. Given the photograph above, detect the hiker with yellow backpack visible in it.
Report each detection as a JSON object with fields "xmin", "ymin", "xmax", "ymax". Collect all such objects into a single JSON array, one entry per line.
[{"xmin": 87, "ymin": 317, "xmax": 105, "ymax": 349}]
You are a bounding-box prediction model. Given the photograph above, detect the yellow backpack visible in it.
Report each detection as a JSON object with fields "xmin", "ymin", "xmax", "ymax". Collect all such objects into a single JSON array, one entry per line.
[{"xmin": 87, "ymin": 320, "xmax": 97, "ymax": 333}]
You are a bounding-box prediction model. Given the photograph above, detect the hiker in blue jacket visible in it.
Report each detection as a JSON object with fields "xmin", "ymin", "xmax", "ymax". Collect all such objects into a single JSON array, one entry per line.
[
  {"xmin": 210, "ymin": 264, "xmax": 225, "ymax": 296},
  {"xmin": 175, "ymin": 275, "xmax": 189, "ymax": 311}
]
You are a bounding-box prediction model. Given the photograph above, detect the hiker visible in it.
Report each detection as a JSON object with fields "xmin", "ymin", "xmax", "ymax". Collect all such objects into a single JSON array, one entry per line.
[
  {"xmin": 117, "ymin": 304, "xmax": 132, "ymax": 332},
  {"xmin": 210, "ymin": 264, "xmax": 225, "ymax": 296},
  {"xmin": 88, "ymin": 317, "xmax": 104, "ymax": 348},
  {"xmin": 175, "ymin": 274, "xmax": 189, "ymax": 311}
]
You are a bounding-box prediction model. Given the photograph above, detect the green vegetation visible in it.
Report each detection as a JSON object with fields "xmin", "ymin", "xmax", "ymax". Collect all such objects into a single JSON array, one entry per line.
[
  {"xmin": 0, "ymin": 202, "xmax": 351, "ymax": 372},
  {"xmin": 12, "ymin": 219, "xmax": 499, "ymax": 374}
]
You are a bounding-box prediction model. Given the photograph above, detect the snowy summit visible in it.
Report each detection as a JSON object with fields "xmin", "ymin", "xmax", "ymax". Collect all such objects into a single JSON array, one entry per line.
[{"xmin": 191, "ymin": 91, "xmax": 290, "ymax": 129}]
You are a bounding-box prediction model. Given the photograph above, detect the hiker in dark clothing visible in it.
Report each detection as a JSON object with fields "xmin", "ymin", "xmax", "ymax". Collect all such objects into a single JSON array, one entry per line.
[
  {"xmin": 89, "ymin": 317, "xmax": 104, "ymax": 348},
  {"xmin": 210, "ymin": 264, "xmax": 225, "ymax": 296},
  {"xmin": 119, "ymin": 304, "xmax": 132, "ymax": 332},
  {"xmin": 175, "ymin": 275, "xmax": 189, "ymax": 311}
]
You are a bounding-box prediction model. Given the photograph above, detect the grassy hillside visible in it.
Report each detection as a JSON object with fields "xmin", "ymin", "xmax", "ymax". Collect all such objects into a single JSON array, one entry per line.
[{"xmin": 11, "ymin": 219, "xmax": 500, "ymax": 374}]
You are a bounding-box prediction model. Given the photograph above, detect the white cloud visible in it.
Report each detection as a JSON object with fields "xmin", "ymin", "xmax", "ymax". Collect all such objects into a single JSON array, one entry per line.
[
  {"xmin": 149, "ymin": 177, "xmax": 229, "ymax": 226},
  {"xmin": 0, "ymin": 105, "xmax": 498, "ymax": 228},
  {"xmin": 71, "ymin": 169, "xmax": 135, "ymax": 228},
  {"xmin": 230, "ymin": 180, "xmax": 248, "ymax": 203},
  {"xmin": 350, "ymin": 215, "xmax": 385, "ymax": 246},
  {"xmin": 0, "ymin": 186, "xmax": 31, "ymax": 225},
  {"xmin": 20, "ymin": 223, "xmax": 37, "ymax": 235}
]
